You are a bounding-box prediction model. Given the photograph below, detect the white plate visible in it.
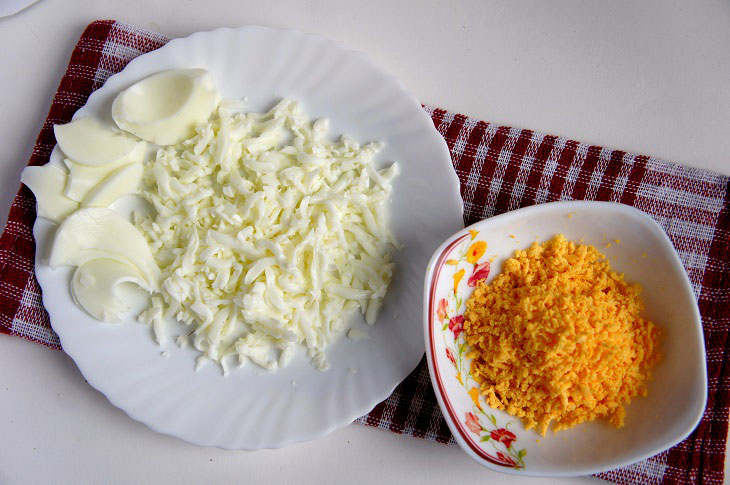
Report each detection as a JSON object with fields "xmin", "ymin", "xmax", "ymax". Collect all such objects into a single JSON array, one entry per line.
[
  {"xmin": 34, "ymin": 26, "xmax": 463, "ymax": 450},
  {"xmin": 424, "ymin": 201, "xmax": 706, "ymax": 476}
]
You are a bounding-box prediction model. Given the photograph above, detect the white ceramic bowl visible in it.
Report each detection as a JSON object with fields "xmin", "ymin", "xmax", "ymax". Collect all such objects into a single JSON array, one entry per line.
[{"xmin": 424, "ymin": 200, "xmax": 707, "ymax": 477}]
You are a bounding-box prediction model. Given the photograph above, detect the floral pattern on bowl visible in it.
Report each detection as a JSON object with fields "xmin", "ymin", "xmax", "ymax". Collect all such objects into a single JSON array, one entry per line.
[
  {"xmin": 424, "ymin": 201, "xmax": 708, "ymax": 477},
  {"xmin": 428, "ymin": 230, "xmax": 526, "ymax": 469}
]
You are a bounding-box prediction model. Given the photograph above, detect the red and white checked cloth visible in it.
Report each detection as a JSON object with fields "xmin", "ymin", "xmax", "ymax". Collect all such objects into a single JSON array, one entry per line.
[{"xmin": 0, "ymin": 20, "xmax": 727, "ymax": 484}]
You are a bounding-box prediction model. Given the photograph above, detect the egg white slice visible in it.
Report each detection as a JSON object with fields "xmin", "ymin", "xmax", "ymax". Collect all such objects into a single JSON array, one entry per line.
[
  {"xmin": 82, "ymin": 162, "xmax": 144, "ymax": 208},
  {"xmin": 20, "ymin": 164, "xmax": 79, "ymax": 223},
  {"xmin": 71, "ymin": 258, "xmax": 151, "ymax": 322},
  {"xmin": 54, "ymin": 116, "xmax": 142, "ymax": 166},
  {"xmin": 49, "ymin": 207, "xmax": 160, "ymax": 289}
]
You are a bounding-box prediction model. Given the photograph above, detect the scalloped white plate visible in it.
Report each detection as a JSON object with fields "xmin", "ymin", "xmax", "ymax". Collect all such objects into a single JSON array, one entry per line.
[{"xmin": 33, "ymin": 26, "xmax": 463, "ymax": 449}]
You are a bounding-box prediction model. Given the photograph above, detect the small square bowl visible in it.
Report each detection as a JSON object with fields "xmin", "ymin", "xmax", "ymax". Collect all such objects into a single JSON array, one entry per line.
[{"xmin": 423, "ymin": 201, "xmax": 707, "ymax": 477}]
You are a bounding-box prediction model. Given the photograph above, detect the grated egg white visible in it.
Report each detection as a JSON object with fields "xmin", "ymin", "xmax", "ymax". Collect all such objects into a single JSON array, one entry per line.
[{"xmin": 135, "ymin": 98, "xmax": 398, "ymax": 372}]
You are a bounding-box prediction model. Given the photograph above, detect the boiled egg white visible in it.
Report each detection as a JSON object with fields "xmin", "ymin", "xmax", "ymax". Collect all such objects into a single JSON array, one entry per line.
[
  {"xmin": 20, "ymin": 163, "xmax": 79, "ymax": 223},
  {"xmin": 54, "ymin": 116, "xmax": 142, "ymax": 166},
  {"xmin": 82, "ymin": 162, "xmax": 143, "ymax": 208},
  {"xmin": 49, "ymin": 207, "xmax": 160, "ymax": 288},
  {"xmin": 71, "ymin": 258, "xmax": 150, "ymax": 322},
  {"xmin": 62, "ymin": 157, "xmax": 137, "ymax": 202},
  {"xmin": 111, "ymin": 68, "xmax": 220, "ymax": 146}
]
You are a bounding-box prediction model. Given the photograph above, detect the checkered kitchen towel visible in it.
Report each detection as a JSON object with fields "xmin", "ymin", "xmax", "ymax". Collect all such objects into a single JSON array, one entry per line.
[{"xmin": 1, "ymin": 20, "xmax": 727, "ymax": 485}]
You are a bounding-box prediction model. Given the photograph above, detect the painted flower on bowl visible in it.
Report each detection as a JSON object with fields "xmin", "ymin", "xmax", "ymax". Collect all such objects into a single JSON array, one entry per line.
[
  {"xmin": 448, "ymin": 315, "xmax": 464, "ymax": 339},
  {"xmin": 468, "ymin": 387, "xmax": 482, "ymax": 410},
  {"xmin": 437, "ymin": 298, "xmax": 448, "ymax": 321},
  {"xmin": 466, "ymin": 412, "xmax": 482, "ymax": 434},
  {"xmin": 466, "ymin": 241, "xmax": 487, "ymax": 264},
  {"xmin": 491, "ymin": 428, "xmax": 517, "ymax": 448},
  {"xmin": 431, "ymin": 230, "xmax": 526, "ymax": 470},
  {"xmin": 453, "ymin": 268, "xmax": 465, "ymax": 294},
  {"xmin": 495, "ymin": 452, "xmax": 518, "ymax": 467},
  {"xmin": 468, "ymin": 261, "xmax": 490, "ymax": 287},
  {"xmin": 446, "ymin": 348, "xmax": 456, "ymax": 366}
]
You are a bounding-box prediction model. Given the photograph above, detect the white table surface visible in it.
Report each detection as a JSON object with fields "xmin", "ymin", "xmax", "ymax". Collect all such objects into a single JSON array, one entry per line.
[{"xmin": 1, "ymin": 1, "xmax": 728, "ymax": 484}]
